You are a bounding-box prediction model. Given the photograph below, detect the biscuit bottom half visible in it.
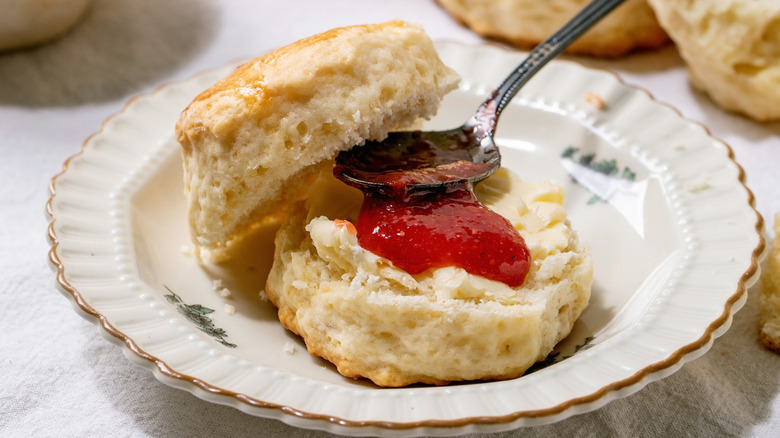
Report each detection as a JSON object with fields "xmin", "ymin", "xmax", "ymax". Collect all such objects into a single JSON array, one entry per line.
[{"xmin": 265, "ymin": 167, "xmax": 593, "ymax": 387}]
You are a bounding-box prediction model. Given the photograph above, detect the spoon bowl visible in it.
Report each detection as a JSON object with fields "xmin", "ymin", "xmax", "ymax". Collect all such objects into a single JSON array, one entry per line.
[{"xmin": 334, "ymin": 124, "xmax": 500, "ymax": 191}]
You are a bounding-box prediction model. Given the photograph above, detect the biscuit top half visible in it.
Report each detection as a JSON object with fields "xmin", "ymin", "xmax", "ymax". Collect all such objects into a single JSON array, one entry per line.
[{"xmin": 176, "ymin": 20, "xmax": 460, "ymax": 259}]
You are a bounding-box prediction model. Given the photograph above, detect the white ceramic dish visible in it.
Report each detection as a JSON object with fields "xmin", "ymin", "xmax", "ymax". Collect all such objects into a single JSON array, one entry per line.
[{"xmin": 47, "ymin": 41, "xmax": 765, "ymax": 436}]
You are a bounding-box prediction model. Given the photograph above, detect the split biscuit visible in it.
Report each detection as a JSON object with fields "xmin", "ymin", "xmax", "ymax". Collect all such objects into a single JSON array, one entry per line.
[{"xmin": 176, "ymin": 20, "xmax": 460, "ymax": 259}]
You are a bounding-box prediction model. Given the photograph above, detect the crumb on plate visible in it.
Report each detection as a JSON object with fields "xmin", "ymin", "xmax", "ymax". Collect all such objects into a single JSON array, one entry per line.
[
  {"xmin": 684, "ymin": 174, "xmax": 710, "ymax": 193},
  {"xmin": 585, "ymin": 91, "xmax": 606, "ymax": 109}
]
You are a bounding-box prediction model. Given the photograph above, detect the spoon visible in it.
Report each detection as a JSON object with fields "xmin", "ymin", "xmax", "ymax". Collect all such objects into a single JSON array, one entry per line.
[{"xmin": 334, "ymin": 0, "xmax": 626, "ymax": 192}]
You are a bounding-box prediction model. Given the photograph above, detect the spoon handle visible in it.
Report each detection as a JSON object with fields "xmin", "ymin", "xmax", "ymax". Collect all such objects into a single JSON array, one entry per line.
[{"xmin": 471, "ymin": 0, "xmax": 627, "ymax": 133}]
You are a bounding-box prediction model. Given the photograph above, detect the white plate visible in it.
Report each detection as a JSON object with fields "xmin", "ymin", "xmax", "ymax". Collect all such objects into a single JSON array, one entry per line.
[{"xmin": 47, "ymin": 41, "xmax": 765, "ymax": 436}]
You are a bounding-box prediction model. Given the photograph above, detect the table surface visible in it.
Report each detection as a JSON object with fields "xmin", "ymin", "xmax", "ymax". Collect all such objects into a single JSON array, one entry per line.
[{"xmin": 2, "ymin": 1, "xmax": 779, "ymax": 437}]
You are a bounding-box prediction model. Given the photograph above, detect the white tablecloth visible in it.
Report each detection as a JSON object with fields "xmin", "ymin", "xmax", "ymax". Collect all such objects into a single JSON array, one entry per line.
[{"xmin": 2, "ymin": 1, "xmax": 779, "ymax": 436}]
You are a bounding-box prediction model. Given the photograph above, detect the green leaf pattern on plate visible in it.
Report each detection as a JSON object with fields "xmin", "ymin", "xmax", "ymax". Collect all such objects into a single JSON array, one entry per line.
[
  {"xmin": 562, "ymin": 146, "xmax": 636, "ymax": 204},
  {"xmin": 527, "ymin": 336, "xmax": 595, "ymax": 373},
  {"xmin": 164, "ymin": 286, "xmax": 237, "ymax": 348}
]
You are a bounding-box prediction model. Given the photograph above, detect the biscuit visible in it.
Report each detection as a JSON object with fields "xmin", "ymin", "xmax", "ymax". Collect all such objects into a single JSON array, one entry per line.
[
  {"xmin": 436, "ymin": 0, "xmax": 669, "ymax": 58},
  {"xmin": 0, "ymin": 0, "xmax": 91, "ymax": 51},
  {"xmin": 648, "ymin": 0, "xmax": 780, "ymax": 121},
  {"xmin": 266, "ymin": 169, "xmax": 593, "ymax": 387},
  {"xmin": 760, "ymin": 213, "xmax": 780, "ymax": 353},
  {"xmin": 175, "ymin": 21, "xmax": 460, "ymax": 259}
]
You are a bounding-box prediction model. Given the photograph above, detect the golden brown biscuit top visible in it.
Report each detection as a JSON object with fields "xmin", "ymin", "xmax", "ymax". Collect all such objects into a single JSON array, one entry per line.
[{"xmin": 183, "ymin": 20, "xmax": 414, "ymax": 114}]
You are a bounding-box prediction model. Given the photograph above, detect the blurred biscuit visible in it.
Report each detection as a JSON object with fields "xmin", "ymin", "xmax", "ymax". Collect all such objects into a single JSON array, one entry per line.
[
  {"xmin": 649, "ymin": 0, "xmax": 780, "ymax": 121},
  {"xmin": 437, "ymin": 0, "xmax": 669, "ymax": 57},
  {"xmin": 760, "ymin": 213, "xmax": 780, "ymax": 353}
]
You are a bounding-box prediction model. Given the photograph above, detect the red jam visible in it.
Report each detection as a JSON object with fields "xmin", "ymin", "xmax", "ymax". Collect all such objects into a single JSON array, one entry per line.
[
  {"xmin": 333, "ymin": 137, "xmax": 531, "ymax": 287},
  {"xmin": 333, "ymin": 132, "xmax": 531, "ymax": 287},
  {"xmin": 354, "ymin": 182, "xmax": 531, "ymax": 287}
]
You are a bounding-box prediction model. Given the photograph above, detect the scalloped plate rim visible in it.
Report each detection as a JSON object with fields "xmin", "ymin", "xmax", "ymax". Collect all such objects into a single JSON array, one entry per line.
[{"xmin": 46, "ymin": 40, "xmax": 766, "ymax": 436}]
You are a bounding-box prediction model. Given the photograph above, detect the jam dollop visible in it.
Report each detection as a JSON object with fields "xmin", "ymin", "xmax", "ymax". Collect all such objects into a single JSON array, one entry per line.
[
  {"xmin": 355, "ymin": 183, "xmax": 530, "ymax": 287},
  {"xmin": 333, "ymin": 138, "xmax": 531, "ymax": 287}
]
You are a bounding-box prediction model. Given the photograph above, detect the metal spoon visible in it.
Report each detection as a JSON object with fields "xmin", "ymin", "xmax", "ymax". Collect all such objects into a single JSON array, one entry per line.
[{"xmin": 334, "ymin": 0, "xmax": 626, "ymax": 192}]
